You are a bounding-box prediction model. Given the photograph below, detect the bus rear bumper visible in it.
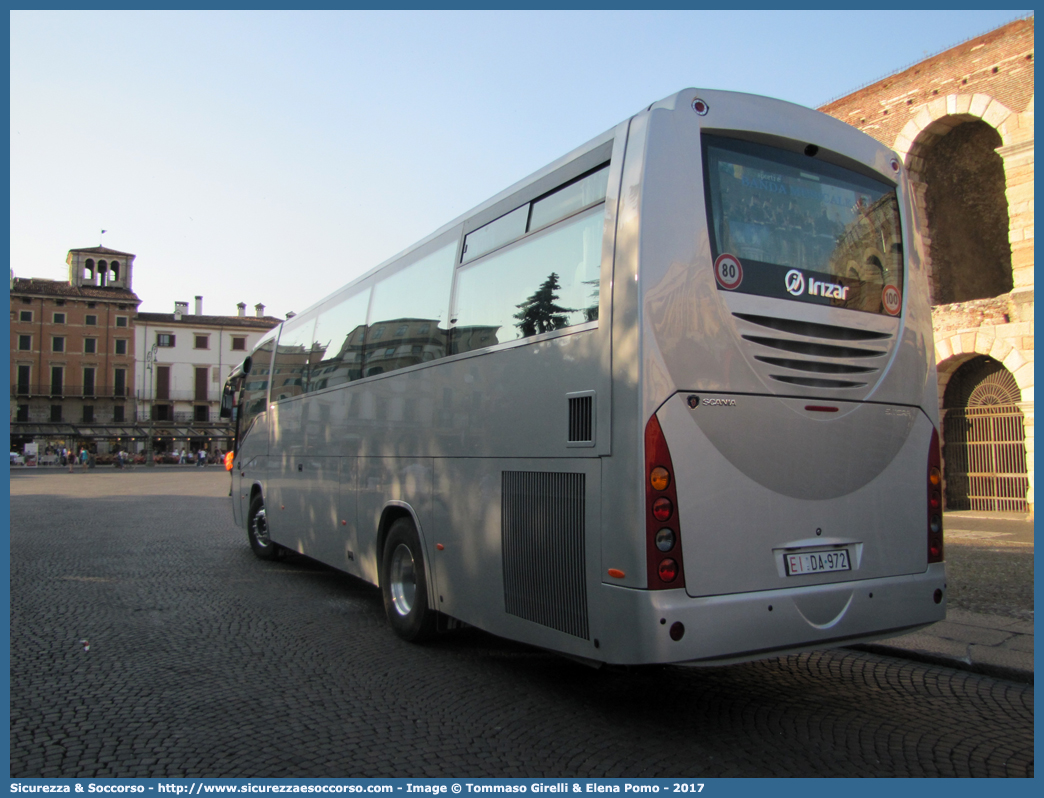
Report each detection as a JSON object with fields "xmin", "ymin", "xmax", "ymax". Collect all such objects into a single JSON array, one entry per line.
[{"xmin": 595, "ymin": 563, "xmax": 947, "ymax": 666}]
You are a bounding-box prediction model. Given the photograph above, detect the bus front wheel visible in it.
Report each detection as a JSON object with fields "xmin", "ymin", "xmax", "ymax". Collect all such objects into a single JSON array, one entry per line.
[
  {"xmin": 380, "ymin": 517, "xmax": 437, "ymax": 641},
  {"xmin": 248, "ymin": 494, "xmax": 281, "ymax": 561}
]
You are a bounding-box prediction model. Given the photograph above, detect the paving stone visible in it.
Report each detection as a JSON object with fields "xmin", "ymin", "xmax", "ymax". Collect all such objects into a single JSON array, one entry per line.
[
  {"xmin": 968, "ymin": 644, "xmax": 1034, "ymax": 675},
  {"xmin": 1003, "ymin": 619, "xmax": 1035, "ymax": 635},
  {"xmin": 1000, "ymin": 634, "xmax": 1034, "ymax": 653},
  {"xmin": 928, "ymin": 621, "xmax": 1017, "ymax": 646},
  {"xmin": 946, "ymin": 608, "xmax": 1029, "ymax": 630},
  {"xmin": 875, "ymin": 631, "xmax": 971, "ymax": 659}
]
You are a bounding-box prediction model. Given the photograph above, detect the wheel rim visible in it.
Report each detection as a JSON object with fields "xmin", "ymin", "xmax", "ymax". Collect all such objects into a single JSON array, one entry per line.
[
  {"xmin": 252, "ymin": 507, "xmax": 270, "ymax": 547},
  {"xmin": 389, "ymin": 543, "xmax": 416, "ymax": 617}
]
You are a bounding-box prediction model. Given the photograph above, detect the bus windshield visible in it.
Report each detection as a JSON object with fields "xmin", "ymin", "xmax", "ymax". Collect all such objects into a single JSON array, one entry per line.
[{"xmin": 704, "ymin": 134, "xmax": 904, "ymax": 316}]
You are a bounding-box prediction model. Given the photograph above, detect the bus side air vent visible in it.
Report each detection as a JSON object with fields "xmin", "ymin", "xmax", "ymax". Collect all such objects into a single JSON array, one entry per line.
[
  {"xmin": 567, "ymin": 391, "xmax": 595, "ymax": 446},
  {"xmin": 502, "ymin": 471, "xmax": 589, "ymax": 640}
]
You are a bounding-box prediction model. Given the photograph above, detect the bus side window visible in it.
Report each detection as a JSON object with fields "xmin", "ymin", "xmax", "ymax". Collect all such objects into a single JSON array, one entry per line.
[
  {"xmin": 239, "ymin": 337, "xmax": 276, "ymax": 434},
  {"xmin": 271, "ymin": 314, "xmax": 317, "ymax": 402},
  {"xmin": 363, "ymin": 243, "xmax": 454, "ymax": 377},
  {"xmin": 451, "ymin": 206, "xmax": 603, "ymax": 355},
  {"xmin": 310, "ymin": 288, "xmax": 371, "ymax": 390}
]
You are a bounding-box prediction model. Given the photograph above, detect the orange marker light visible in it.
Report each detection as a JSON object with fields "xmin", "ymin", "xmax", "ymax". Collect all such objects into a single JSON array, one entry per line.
[
  {"xmin": 650, "ymin": 466, "xmax": 670, "ymax": 491},
  {"xmin": 607, "ymin": 569, "xmax": 625, "ymax": 579},
  {"xmin": 436, "ymin": 543, "xmax": 445, "ymax": 551}
]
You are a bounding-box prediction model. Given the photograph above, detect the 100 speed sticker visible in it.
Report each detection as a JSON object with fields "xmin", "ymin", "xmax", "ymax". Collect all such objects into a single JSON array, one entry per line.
[
  {"xmin": 714, "ymin": 253, "xmax": 743, "ymax": 290},
  {"xmin": 882, "ymin": 284, "xmax": 902, "ymax": 315}
]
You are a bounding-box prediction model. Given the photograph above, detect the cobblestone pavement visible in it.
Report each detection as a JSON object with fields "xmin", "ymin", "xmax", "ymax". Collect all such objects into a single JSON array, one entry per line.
[{"xmin": 10, "ymin": 470, "xmax": 1034, "ymax": 778}]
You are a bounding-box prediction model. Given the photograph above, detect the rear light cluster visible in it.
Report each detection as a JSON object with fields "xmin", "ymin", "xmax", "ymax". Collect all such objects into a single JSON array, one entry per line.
[
  {"xmin": 927, "ymin": 427, "xmax": 944, "ymax": 563},
  {"xmin": 645, "ymin": 415, "xmax": 685, "ymax": 589}
]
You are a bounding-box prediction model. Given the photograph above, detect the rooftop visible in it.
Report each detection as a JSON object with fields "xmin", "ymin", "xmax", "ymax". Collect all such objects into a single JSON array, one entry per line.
[
  {"xmin": 11, "ymin": 277, "xmax": 141, "ymax": 303},
  {"xmin": 67, "ymin": 246, "xmax": 137, "ymax": 258},
  {"xmin": 137, "ymin": 311, "xmax": 282, "ymax": 329}
]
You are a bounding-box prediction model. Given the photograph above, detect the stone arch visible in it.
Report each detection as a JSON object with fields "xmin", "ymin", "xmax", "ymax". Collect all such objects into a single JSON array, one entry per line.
[
  {"xmin": 935, "ymin": 332, "xmax": 1034, "ymax": 512},
  {"xmin": 939, "ymin": 353, "xmax": 1029, "ymax": 512},
  {"xmin": 935, "ymin": 330, "xmax": 1033, "ymax": 405},
  {"xmin": 84, "ymin": 258, "xmax": 95, "ymax": 283},
  {"xmin": 894, "ymin": 94, "xmax": 1017, "ymax": 306},
  {"xmin": 894, "ymin": 94, "xmax": 1017, "ymax": 166}
]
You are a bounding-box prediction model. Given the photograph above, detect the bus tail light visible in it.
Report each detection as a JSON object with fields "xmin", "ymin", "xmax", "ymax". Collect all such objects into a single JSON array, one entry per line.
[
  {"xmin": 658, "ymin": 559, "xmax": 679, "ymax": 582},
  {"xmin": 927, "ymin": 427, "xmax": 944, "ymax": 564},
  {"xmin": 645, "ymin": 414, "xmax": 685, "ymax": 590},
  {"xmin": 652, "ymin": 497, "xmax": 673, "ymax": 522}
]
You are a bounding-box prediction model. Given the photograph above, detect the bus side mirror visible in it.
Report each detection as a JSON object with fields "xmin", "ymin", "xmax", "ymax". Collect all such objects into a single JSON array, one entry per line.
[{"xmin": 219, "ymin": 387, "xmax": 235, "ymax": 419}]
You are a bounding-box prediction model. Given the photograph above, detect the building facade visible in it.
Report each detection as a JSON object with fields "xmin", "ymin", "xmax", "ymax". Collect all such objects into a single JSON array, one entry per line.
[
  {"xmin": 135, "ymin": 298, "xmax": 280, "ymax": 457},
  {"xmin": 10, "ymin": 246, "xmax": 281, "ymax": 462},
  {"xmin": 10, "ymin": 247, "xmax": 141, "ymax": 458},
  {"xmin": 821, "ymin": 16, "xmax": 1034, "ymax": 513}
]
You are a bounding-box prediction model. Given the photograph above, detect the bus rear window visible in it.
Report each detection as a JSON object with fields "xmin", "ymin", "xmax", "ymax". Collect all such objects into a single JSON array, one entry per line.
[{"xmin": 704, "ymin": 135, "xmax": 904, "ymax": 316}]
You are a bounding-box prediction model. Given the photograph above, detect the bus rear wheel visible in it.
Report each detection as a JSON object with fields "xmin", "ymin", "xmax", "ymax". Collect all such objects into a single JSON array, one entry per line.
[
  {"xmin": 248, "ymin": 494, "xmax": 281, "ymax": 561},
  {"xmin": 380, "ymin": 517, "xmax": 437, "ymax": 641}
]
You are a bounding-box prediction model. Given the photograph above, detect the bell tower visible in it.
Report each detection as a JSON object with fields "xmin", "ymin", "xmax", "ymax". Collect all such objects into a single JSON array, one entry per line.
[{"xmin": 67, "ymin": 246, "xmax": 136, "ymax": 290}]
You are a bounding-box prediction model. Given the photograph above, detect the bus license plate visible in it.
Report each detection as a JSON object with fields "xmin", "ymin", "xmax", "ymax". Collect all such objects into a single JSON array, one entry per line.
[{"xmin": 785, "ymin": 549, "xmax": 851, "ymax": 576}]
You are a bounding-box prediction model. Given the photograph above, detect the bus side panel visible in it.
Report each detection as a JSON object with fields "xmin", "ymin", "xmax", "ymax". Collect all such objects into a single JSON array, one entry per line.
[
  {"xmin": 433, "ymin": 456, "xmax": 603, "ymax": 661},
  {"xmin": 431, "ymin": 457, "xmax": 502, "ymax": 629},
  {"xmin": 338, "ymin": 458, "xmax": 361, "ymax": 578},
  {"xmin": 356, "ymin": 457, "xmax": 435, "ymax": 590},
  {"xmin": 268, "ymin": 455, "xmax": 344, "ymax": 566},
  {"xmin": 232, "ymin": 471, "xmax": 243, "ymax": 529},
  {"xmin": 234, "ymin": 413, "xmax": 272, "ymax": 529},
  {"xmin": 265, "ymin": 398, "xmax": 305, "ymax": 550},
  {"xmin": 601, "ymin": 109, "xmax": 648, "ymax": 590}
]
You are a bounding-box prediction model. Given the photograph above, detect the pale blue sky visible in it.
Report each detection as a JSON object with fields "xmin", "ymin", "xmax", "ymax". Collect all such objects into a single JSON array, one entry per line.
[{"xmin": 10, "ymin": 10, "xmax": 1031, "ymax": 319}]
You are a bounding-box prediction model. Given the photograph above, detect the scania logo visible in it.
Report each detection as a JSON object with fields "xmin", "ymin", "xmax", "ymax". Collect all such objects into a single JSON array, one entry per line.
[{"xmin": 785, "ymin": 269, "xmax": 805, "ymax": 296}]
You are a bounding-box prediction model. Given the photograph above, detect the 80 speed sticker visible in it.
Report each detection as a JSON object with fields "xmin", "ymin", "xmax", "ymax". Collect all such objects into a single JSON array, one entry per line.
[{"xmin": 714, "ymin": 253, "xmax": 743, "ymax": 290}]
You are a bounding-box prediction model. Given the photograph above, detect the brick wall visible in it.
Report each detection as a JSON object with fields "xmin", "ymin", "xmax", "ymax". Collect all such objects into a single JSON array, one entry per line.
[
  {"xmin": 820, "ymin": 17, "xmax": 1033, "ymax": 144},
  {"xmin": 821, "ymin": 17, "xmax": 1035, "ymax": 512}
]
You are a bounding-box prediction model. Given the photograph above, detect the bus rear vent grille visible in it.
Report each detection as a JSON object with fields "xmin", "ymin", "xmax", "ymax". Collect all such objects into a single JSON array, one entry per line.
[
  {"xmin": 502, "ymin": 471, "xmax": 589, "ymax": 640},
  {"xmin": 568, "ymin": 395, "xmax": 594, "ymax": 443},
  {"xmin": 732, "ymin": 312, "xmax": 895, "ymax": 393}
]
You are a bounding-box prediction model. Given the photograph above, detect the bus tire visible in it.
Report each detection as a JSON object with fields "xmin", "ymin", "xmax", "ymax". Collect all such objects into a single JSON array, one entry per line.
[
  {"xmin": 380, "ymin": 517, "xmax": 437, "ymax": 641},
  {"xmin": 247, "ymin": 494, "xmax": 280, "ymax": 561}
]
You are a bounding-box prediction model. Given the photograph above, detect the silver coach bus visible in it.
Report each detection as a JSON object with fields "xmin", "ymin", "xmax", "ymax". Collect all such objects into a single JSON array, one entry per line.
[{"xmin": 222, "ymin": 88, "xmax": 946, "ymax": 666}]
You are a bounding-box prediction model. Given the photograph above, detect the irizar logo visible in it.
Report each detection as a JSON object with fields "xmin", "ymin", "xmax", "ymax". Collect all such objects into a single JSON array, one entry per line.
[
  {"xmin": 785, "ymin": 269, "xmax": 849, "ymax": 301},
  {"xmin": 785, "ymin": 269, "xmax": 805, "ymax": 295}
]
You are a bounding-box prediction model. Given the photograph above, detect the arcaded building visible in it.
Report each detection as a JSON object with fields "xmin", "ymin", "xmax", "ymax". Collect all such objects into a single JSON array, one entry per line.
[{"xmin": 821, "ymin": 16, "xmax": 1034, "ymax": 514}]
